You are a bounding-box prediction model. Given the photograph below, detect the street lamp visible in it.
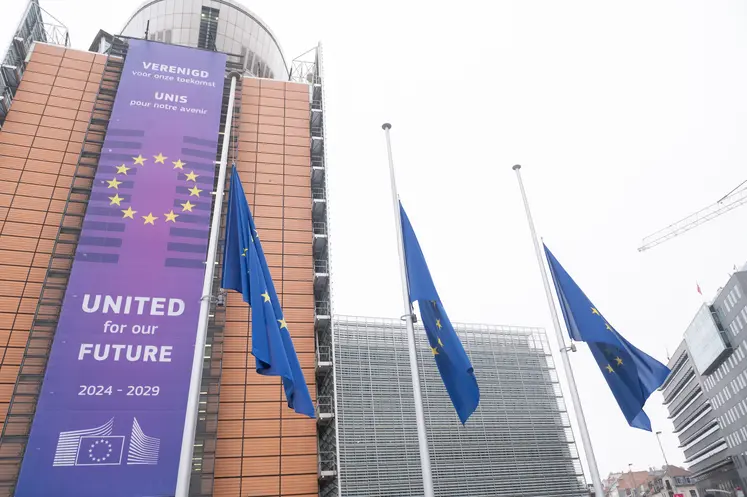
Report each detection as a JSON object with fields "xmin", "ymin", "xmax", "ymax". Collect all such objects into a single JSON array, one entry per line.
[
  {"xmin": 655, "ymin": 431, "xmax": 670, "ymax": 467},
  {"xmin": 656, "ymin": 431, "xmax": 676, "ymax": 493},
  {"xmin": 628, "ymin": 464, "xmax": 638, "ymax": 497}
]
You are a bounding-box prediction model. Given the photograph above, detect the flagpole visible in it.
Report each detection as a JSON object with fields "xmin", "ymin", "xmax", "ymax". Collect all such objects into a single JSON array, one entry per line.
[
  {"xmin": 512, "ymin": 164, "xmax": 604, "ymax": 497},
  {"xmin": 382, "ymin": 123, "xmax": 435, "ymax": 497},
  {"xmin": 175, "ymin": 71, "xmax": 241, "ymax": 497}
]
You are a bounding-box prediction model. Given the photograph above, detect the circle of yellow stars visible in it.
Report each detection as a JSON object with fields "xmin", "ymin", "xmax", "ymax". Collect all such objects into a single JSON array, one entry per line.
[
  {"xmin": 427, "ymin": 300, "xmax": 445, "ymax": 356},
  {"xmin": 107, "ymin": 153, "xmax": 202, "ymax": 226},
  {"xmin": 590, "ymin": 306, "xmax": 624, "ymax": 373}
]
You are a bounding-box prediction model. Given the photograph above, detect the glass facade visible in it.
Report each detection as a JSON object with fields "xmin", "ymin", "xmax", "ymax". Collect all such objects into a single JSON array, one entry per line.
[
  {"xmin": 119, "ymin": 0, "xmax": 288, "ymax": 79},
  {"xmin": 332, "ymin": 316, "xmax": 588, "ymax": 497}
]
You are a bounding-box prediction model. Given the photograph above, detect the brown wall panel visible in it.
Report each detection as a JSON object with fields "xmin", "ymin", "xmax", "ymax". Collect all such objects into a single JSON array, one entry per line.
[
  {"xmin": 0, "ymin": 44, "xmax": 100, "ymax": 463},
  {"xmin": 215, "ymin": 79, "xmax": 315, "ymax": 497}
]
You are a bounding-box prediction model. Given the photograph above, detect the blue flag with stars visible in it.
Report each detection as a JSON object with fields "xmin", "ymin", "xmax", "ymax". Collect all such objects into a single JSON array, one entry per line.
[
  {"xmin": 544, "ymin": 244, "xmax": 670, "ymax": 430},
  {"xmin": 400, "ymin": 202, "xmax": 479, "ymax": 424},
  {"xmin": 221, "ymin": 167, "xmax": 315, "ymax": 418}
]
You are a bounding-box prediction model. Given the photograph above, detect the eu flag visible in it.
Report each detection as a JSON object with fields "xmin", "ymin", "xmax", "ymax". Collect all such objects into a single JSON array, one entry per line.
[
  {"xmin": 221, "ymin": 167, "xmax": 315, "ymax": 418},
  {"xmin": 544, "ymin": 244, "xmax": 670, "ymax": 430},
  {"xmin": 400, "ymin": 202, "xmax": 479, "ymax": 424}
]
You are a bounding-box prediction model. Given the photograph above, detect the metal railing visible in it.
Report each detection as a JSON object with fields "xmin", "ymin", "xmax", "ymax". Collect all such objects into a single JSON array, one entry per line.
[
  {"xmin": 313, "ymin": 221, "xmax": 327, "ymax": 235},
  {"xmin": 315, "ymin": 259, "xmax": 329, "ymax": 274},
  {"xmin": 319, "ymin": 451, "xmax": 337, "ymax": 474},
  {"xmin": 312, "ymin": 187, "xmax": 326, "ymax": 201},
  {"xmin": 317, "ymin": 345, "xmax": 332, "ymax": 365},
  {"xmin": 317, "ymin": 396, "xmax": 334, "ymax": 416},
  {"xmin": 315, "ymin": 300, "xmax": 331, "ymax": 316}
]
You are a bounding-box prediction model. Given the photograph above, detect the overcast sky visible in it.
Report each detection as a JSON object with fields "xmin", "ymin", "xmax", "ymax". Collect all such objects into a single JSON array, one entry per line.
[{"xmin": 4, "ymin": 0, "xmax": 747, "ymax": 483}]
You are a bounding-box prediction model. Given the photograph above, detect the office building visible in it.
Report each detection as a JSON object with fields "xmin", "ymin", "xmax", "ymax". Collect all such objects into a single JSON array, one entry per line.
[
  {"xmin": 661, "ymin": 270, "xmax": 747, "ymax": 496},
  {"xmin": 0, "ymin": 0, "xmax": 331, "ymax": 496},
  {"xmin": 329, "ymin": 316, "xmax": 589, "ymax": 497}
]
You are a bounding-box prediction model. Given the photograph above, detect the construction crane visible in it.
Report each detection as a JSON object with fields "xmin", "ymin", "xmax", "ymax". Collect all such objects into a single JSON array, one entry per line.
[{"xmin": 638, "ymin": 181, "xmax": 747, "ymax": 252}]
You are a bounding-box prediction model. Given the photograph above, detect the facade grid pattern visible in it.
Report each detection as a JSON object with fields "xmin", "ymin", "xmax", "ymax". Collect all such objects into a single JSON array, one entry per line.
[
  {"xmin": 333, "ymin": 316, "xmax": 587, "ymax": 497},
  {"xmin": 0, "ymin": 42, "xmax": 107, "ymax": 494},
  {"xmin": 212, "ymin": 77, "xmax": 319, "ymax": 497}
]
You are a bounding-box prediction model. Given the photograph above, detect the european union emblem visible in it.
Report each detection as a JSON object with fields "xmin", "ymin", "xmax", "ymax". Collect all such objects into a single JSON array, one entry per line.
[
  {"xmin": 544, "ymin": 244, "xmax": 670, "ymax": 430},
  {"xmin": 400, "ymin": 202, "xmax": 479, "ymax": 424},
  {"xmin": 74, "ymin": 436, "xmax": 125, "ymax": 466},
  {"xmin": 221, "ymin": 167, "xmax": 315, "ymax": 418}
]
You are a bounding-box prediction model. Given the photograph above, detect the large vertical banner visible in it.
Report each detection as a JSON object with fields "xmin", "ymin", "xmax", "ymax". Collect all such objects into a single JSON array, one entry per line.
[{"xmin": 15, "ymin": 40, "xmax": 226, "ymax": 496}]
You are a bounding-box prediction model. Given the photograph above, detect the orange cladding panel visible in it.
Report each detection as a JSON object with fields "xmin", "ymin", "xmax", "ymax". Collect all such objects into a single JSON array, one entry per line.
[{"xmin": 214, "ymin": 79, "xmax": 315, "ymax": 497}]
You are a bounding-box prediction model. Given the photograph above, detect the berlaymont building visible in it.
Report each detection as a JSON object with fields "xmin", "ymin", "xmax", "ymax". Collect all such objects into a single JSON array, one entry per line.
[{"xmin": 0, "ymin": 1, "xmax": 589, "ymax": 496}]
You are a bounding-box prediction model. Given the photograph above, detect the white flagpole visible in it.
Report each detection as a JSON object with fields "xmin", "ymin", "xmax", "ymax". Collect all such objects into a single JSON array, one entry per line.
[
  {"xmin": 175, "ymin": 71, "xmax": 240, "ymax": 497},
  {"xmin": 512, "ymin": 164, "xmax": 604, "ymax": 497},
  {"xmin": 382, "ymin": 123, "xmax": 435, "ymax": 497}
]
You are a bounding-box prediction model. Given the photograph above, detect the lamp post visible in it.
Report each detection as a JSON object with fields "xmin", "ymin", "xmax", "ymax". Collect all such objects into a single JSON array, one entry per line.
[
  {"xmin": 628, "ymin": 464, "xmax": 638, "ymax": 497},
  {"xmin": 655, "ymin": 431, "xmax": 670, "ymax": 467},
  {"xmin": 656, "ymin": 430, "xmax": 676, "ymax": 494}
]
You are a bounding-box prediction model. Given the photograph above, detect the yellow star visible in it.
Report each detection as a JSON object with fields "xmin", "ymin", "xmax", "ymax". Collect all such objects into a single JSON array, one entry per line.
[
  {"xmin": 164, "ymin": 210, "xmax": 178, "ymax": 223},
  {"xmin": 108, "ymin": 193, "xmax": 124, "ymax": 206},
  {"xmin": 180, "ymin": 200, "xmax": 195, "ymax": 212},
  {"xmin": 436, "ymin": 319, "xmax": 442, "ymax": 330},
  {"xmin": 122, "ymin": 206, "xmax": 136, "ymax": 219},
  {"xmin": 188, "ymin": 186, "xmax": 202, "ymax": 197},
  {"xmin": 142, "ymin": 212, "xmax": 157, "ymax": 225},
  {"xmin": 438, "ymin": 337, "xmax": 444, "ymax": 347},
  {"xmin": 261, "ymin": 291, "xmax": 270, "ymax": 303},
  {"xmin": 606, "ymin": 364, "xmax": 614, "ymax": 373},
  {"xmin": 185, "ymin": 171, "xmax": 198, "ymax": 182},
  {"xmin": 107, "ymin": 177, "xmax": 122, "ymax": 189},
  {"xmin": 431, "ymin": 346, "xmax": 439, "ymax": 356},
  {"xmin": 133, "ymin": 154, "xmax": 146, "ymax": 166},
  {"xmin": 605, "ymin": 322, "xmax": 612, "ymax": 331},
  {"xmin": 277, "ymin": 318, "xmax": 288, "ymax": 329},
  {"xmin": 172, "ymin": 159, "xmax": 186, "ymax": 170},
  {"xmin": 241, "ymin": 248, "xmax": 248, "ymax": 257},
  {"xmin": 591, "ymin": 307, "xmax": 600, "ymax": 316},
  {"xmin": 615, "ymin": 356, "xmax": 623, "ymax": 366},
  {"xmin": 116, "ymin": 164, "xmax": 130, "ymax": 175},
  {"xmin": 153, "ymin": 153, "xmax": 167, "ymax": 164}
]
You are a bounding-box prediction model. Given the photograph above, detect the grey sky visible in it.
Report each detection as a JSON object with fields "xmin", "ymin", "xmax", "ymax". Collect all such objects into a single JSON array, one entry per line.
[{"xmin": 4, "ymin": 0, "xmax": 747, "ymax": 482}]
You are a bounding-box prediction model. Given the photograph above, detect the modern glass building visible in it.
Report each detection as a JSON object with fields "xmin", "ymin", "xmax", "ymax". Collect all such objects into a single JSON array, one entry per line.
[
  {"xmin": 329, "ymin": 316, "xmax": 589, "ymax": 497},
  {"xmin": 661, "ymin": 270, "xmax": 747, "ymax": 495},
  {"xmin": 119, "ymin": 0, "xmax": 288, "ymax": 80},
  {"xmin": 0, "ymin": 1, "xmax": 333, "ymax": 496}
]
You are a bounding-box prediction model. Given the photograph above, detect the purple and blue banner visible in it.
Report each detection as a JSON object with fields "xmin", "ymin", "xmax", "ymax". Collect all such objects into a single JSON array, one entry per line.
[{"xmin": 15, "ymin": 40, "xmax": 226, "ymax": 496}]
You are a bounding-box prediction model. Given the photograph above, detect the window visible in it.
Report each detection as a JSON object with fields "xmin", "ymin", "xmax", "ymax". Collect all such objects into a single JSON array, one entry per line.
[
  {"xmin": 198, "ymin": 6, "xmax": 219, "ymax": 50},
  {"xmin": 666, "ymin": 480, "xmax": 672, "ymax": 489},
  {"xmin": 735, "ymin": 285, "xmax": 742, "ymax": 298},
  {"xmin": 689, "ymin": 490, "xmax": 697, "ymax": 497}
]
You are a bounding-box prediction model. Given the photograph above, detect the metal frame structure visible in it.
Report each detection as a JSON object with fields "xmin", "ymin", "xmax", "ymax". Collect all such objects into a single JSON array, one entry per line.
[
  {"xmin": 331, "ymin": 316, "xmax": 588, "ymax": 497},
  {"xmin": 0, "ymin": 0, "xmax": 70, "ymax": 125},
  {"xmin": 292, "ymin": 44, "xmax": 340, "ymax": 497}
]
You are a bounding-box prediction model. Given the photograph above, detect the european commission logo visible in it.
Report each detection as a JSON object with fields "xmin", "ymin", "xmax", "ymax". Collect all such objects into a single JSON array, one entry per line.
[{"xmin": 52, "ymin": 418, "xmax": 159, "ymax": 467}]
